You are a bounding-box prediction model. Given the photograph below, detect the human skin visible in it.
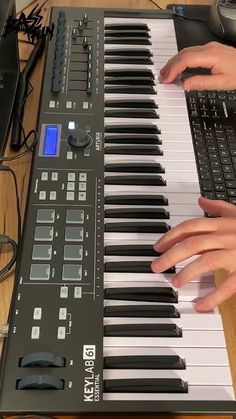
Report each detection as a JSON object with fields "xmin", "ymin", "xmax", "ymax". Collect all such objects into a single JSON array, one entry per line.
[
  {"xmin": 159, "ymin": 41, "xmax": 236, "ymax": 90},
  {"xmin": 151, "ymin": 197, "xmax": 236, "ymax": 312}
]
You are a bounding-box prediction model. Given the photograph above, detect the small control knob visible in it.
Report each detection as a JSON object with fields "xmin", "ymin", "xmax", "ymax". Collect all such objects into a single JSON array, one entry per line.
[
  {"xmin": 83, "ymin": 13, "xmax": 88, "ymax": 24},
  {"xmin": 68, "ymin": 123, "xmax": 90, "ymax": 148}
]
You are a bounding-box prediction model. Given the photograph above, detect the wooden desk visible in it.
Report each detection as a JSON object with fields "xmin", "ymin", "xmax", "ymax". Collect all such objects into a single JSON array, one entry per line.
[{"xmin": 1, "ymin": 0, "xmax": 235, "ymax": 418}]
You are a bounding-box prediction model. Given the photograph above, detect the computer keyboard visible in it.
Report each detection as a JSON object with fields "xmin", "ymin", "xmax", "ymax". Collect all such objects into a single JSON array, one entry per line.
[{"xmin": 186, "ymin": 90, "xmax": 236, "ymax": 204}]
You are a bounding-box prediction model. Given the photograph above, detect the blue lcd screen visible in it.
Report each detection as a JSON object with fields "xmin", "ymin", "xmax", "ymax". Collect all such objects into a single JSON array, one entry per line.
[{"xmin": 43, "ymin": 125, "xmax": 59, "ymax": 156}]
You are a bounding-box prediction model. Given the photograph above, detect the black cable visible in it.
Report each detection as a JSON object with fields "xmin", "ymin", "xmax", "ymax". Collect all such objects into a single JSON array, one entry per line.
[
  {"xmin": 148, "ymin": 0, "xmax": 208, "ymax": 22},
  {"xmin": 0, "ymin": 235, "xmax": 18, "ymax": 281},
  {"xmin": 149, "ymin": 0, "xmax": 163, "ymax": 10},
  {"xmin": 0, "ymin": 130, "xmax": 38, "ymax": 162}
]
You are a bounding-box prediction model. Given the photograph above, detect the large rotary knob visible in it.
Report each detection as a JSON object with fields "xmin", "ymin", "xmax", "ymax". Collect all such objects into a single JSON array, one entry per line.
[{"xmin": 67, "ymin": 122, "xmax": 90, "ymax": 148}]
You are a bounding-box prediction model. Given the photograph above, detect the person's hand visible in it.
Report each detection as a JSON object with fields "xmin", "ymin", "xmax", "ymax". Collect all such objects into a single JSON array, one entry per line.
[
  {"xmin": 159, "ymin": 41, "xmax": 236, "ymax": 91},
  {"xmin": 151, "ymin": 196, "xmax": 236, "ymax": 311}
]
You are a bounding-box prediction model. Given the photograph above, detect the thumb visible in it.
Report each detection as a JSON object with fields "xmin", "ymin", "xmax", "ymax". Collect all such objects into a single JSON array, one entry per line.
[
  {"xmin": 198, "ymin": 196, "xmax": 236, "ymax": 217},
  {"xmin": 183, "ymin": 74, "xmax": 231, "ymax": 91}
]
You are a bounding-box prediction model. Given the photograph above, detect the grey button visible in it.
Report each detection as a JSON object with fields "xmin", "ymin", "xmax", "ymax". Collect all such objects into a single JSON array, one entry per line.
[
  {"xmin": 49, "ymin": 191, "xmax": 57, "ymax": 200},
  {"xmin": 68, "ymin": 172, "xmax": 76, "ymax": 181},
  {"xmin": 66, "ymin": 209, "xmax": 84, "ymax": 224},
  {"xmin": 33, "ymin": 307, "xmax": 42, "ymax": 320},
  {"xmin": 79, "ymin": 182, "xmax": 86, "ymax": 191},
  {"xmin": 66, "ymin": 191, "xmax": 74, "ymax": 201},
  {"xmin": 79, "ymin": 173, "xmax": 87, "ymax": 182},
  {"xmin": 62, "ymin": 264, "xmax": 82, "ymax": 281},
  {"xmin": 78, "ymin": 192, "xmax": 86, "ymax": 201},
  {"xmin": 65, "ymin": 226, "xmax": 83, "ymax": 242},
  {"xmin": 59, "ymin": 307, "xmax": 67, "ymax": 320},
  {"xmin": 51, "ymin": 172, "xmax": 58, "ymax": 181},
  {"xmin": 64, "ymin": 245, "xmax": 83, "ymax": 261},
  {"xmin": 30, "ymin": 264, "xmax": 50, "ymax": 280},
  {"xmin": 39, "ymin": 191, "xmax": 46, "ymax": 200},
  {"xmin": 34, "ymin": 226, "xmax": 54, "ymax": 241},
  {"xmin": 36, "ymin": 209, "xmax": 55, "ymax": 223},
  {"xmin": 60, "ymin": 286, "xmax": 68, "ymax": 298},
  {"xmin": 57, "ymin": 326, "xmax": 66, "ymax": 340},
  {"xmin": 74, "ymin": 286, "xmax": 82, "ymax": 298},
  {"xmin": 31, "ymin": 326, "xmax": 40, "ymax": 339},
  {"xmin": 32, "ymin": 245, "xmax": 52, "ymax": 260},
  {"xmin": 41, "ymin": 172, "xmax": 48, "ymax": 181},
  {"xmin": 84, "ymin": 148, "xmax": 90, "ymax": 157}
]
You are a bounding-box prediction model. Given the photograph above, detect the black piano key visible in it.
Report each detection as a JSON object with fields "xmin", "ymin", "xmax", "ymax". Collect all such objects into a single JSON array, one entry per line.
[
  {"xmin": 103, "ymin": 378, "xmax": 188, "ymax": 393},
  {"xmin": 104, "ymin": 324, "xmax": 182, "ymax": 337},
  {"xmin": 105, "ymin": 56, "xmax": 154, "ymax": 65},
  {"xmin": 104, "ymin": 109, "xmax": 159, "ymax": 119},
  {"xmin": 105, "ymin": 208, "xmax": 169, "ymax": 219},
  {"xmin": 104, "ymin": 135, "xmax": 161, "ymax": 145},
  {"xmin": 104, "ymin": 244, "xmax": 161, "ymax": 256},
  {"xmin": 104, "ymin": 195, "xmax": 168, "ymax": 205},
  {"xmin": 104, "ymin": 23, "xmax": 149, "ymax": 31},
  {"xmin": 105, "ymin": 162, "xmax": 164, "ymax": 172},
  {"xmin": 105, "ymin": 124, "xmax": 160, "ymax": 134},
  {"xmin": 105, "ymin": 146, "xmax": 162, "ymax": 155},
  {"xmin": 105, "ymin": 261, "xmax": 175, "ymax": 273},
  {"xmin": 105, "ymin": 86, "xmax": 156, "ymax": 94},
  {"xmin": 105, "ymin": 99, "xmax": 157, "ymax": 108},
  {"xmin": 104, "ymin": 287, "xmax": 178, "ymax": 303},
  {"xmin": 105, "ymin": 77, "xmax": 155, "ymax": 86},
  {"xmin": 105, "ymin": 37, "xmax": 151, "ymax": 45},
  {"xmin": 105, "ymin": 48, "xmax": 152, "ymax": 56},
  {"xmin": 105, "ymin": 69, "xmax": 154, "ymax": 78},
  {"xmin": 104, "ymin": 30, "xmax": 150, "ymax": 37},
  {"xmin": 104, "ymin": 222, "xmax": 170, "ymax": 234},
  {"xmin": 105, "ymin": 175, "xmax": 166, "ymax": 186},
  {"xmin": 104, "ymin": 304, "xmax": 180, "ymax": 318},
  {"xmin": 103, "ymin": 355, "xmax": 185, "ymax": 369}
]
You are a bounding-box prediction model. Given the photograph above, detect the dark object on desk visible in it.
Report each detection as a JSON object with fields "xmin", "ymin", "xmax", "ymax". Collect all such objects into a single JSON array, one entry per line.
[
  {"xmin": 0, "ymin": 0, "xmax": 20, "ymax": 157},
  {"xmin": 10, "ymin": 37, "xmax": 45, "ymax": 151},
  {"xmin": 208, "ymin": 0, "xmax": 236, "ymax": 42}
]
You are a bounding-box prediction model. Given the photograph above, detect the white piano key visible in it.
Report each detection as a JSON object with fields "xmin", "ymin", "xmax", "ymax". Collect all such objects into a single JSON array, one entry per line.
[
  {"xmin": 103, "ymin": 386, "xmax": 235, "ymax": 401},
  {"xmin": 105, "ymin": 181, "xmax": 200, "ymax": 193},
  {"xmin": 104, "ymin": 281, "xmax": 216, "ymax": 302},
  {"xmin": 104, "ymin": 203, "xmax": 203, "ymax": 216},
  {"xmin": 104, "ymin": 271, "xmax": 214, "ymax": 283},
  {"xmin": 105, "ymin": 94, "xmax": 188, "ymax": 108},
  {"xmin": 104, "ymin": 171, "xmax": 200, "ymax": 183},
  {"xmin": 103, "ymin": 366, "xmax": 232, "ymax": 385},
  {"xmin": 104, "ymin": 300, "xmax": 217, "ymax": 313},
  {"xmin": 105, "ymin": 116, "xmax": 189, "ymax": 125},
  {"xmin": 105, "ymin": 149, "xmax": 195, "ymax": 162},
  {"xmin": 105, "ymin": 162, "xmax": 197, "ymax": 175},
  {"xmin": 104, "ymin": 330, "xmax": 226, "ymax": 348},
  {"xmin": 103, "ymin": 314, "xmax": 223, "ymax": 330},
  {"xmin": 104, "ymin": 216, "xmax": 196, "ymax": 227},
  {"xmin": 103, "ymin": 346, "xmax": 230, "ymax": 366}
]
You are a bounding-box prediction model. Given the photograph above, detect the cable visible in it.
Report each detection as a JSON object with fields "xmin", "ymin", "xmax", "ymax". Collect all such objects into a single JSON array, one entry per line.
[
  {"xmin": 148, "ymin": 0, "xmax": 208, "ymax": 22},
  {"xmin": 11, "ymin": 38, "xmax": 45, "ymax": 151},
  {"xmin": 0, "ymin": 130, "xmax": 38, "ymax": 162},
  {"xmin": 0, "ymin": 235, "xmax": 18, "ymax": 281}
]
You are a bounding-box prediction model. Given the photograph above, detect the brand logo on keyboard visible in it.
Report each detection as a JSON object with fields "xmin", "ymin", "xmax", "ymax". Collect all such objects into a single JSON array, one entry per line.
[{"xmin": 83, "ymin": 345, "xmax": 100, "ymax": 402}]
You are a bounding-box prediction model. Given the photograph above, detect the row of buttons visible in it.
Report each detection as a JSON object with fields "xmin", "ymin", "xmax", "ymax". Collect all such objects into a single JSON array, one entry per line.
[
  {"xmin": 31, "ymin": 326, "xmax": 69, "ymax": 340},
  {"xmin": 49, "ymin": 100, "xmax": 89, "ymax": 110},
  {"xmin": 30, "ymin": 263, "xmax": 83, "ymax": 281},
  {"xmin": 41, "ymin": 172, "xmax": 87, "ymax": 182},
  {"xmin": 33, "ymin": 307, "xmax": 68, "ymax": 320}
]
